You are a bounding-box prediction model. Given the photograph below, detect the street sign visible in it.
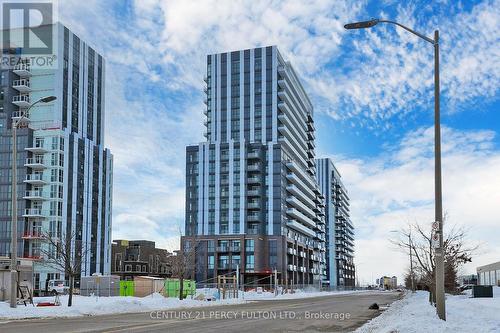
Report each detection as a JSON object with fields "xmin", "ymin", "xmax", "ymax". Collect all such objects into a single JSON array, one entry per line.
[
  {"xmin": 432, "ymin": 232, "xmax": 440, "ymax": 248},
  {"xmin": 432, "ymin": 221, "xmax": 439, "ymax": 230}
]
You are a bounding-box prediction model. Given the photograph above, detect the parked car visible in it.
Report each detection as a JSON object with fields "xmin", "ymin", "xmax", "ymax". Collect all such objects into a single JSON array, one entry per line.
[{"xmin": 47, "ymin": 279, "xmax": 70, "ymax": 295}]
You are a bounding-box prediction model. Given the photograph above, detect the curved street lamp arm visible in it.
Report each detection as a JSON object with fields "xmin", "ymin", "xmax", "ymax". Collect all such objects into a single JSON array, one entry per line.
[{"xmin": 378, "ymin": 20, "xmax": 435, "ymax": 45}]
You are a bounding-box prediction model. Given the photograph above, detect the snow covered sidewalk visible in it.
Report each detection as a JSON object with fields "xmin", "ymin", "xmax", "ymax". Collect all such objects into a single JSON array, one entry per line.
[
  {"xmin": 356, "ymin": 287, "xmax": 500, "ymax": 333},
  {"xmin": 0, "ymin": 293, "xmax": 244, "ymax": 320}
]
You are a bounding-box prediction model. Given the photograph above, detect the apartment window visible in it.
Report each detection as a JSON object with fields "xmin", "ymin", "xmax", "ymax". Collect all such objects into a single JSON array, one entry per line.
[
  {"xmin": 218, "ymin": 255, "xmax": 229, "ymax": 269},
  {"xmin": 125, "ymin": 265, "xmax": 132, "ymax": 272},
  {"xmin": 255, "ymin": 58, "xmax": 262, "ymax": 71},
  {"xmin": 245, "ymin": 239, "xmax": 254, "ymax": 252},
  {"xmin": 231, "ymin": 61, "xmax": 240, "ymax": 74},
  {"xmin": 208, "ymin": 255, "xmax": 214, "ymax": 269},
  {"xmin": 207, "ymin": 240, "xmax": 215, "ymax": 252},
  {"xmin": 246, "ymin": 255, "xmax": 255, "ymax": 270}
]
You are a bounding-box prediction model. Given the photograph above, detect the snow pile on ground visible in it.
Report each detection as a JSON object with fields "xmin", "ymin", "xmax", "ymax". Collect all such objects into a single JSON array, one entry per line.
[
  {"xmin": 0, "ymin": 293, "xmax": 244, "ymax": 320},
  {"xmin": 0, "ymin": 288, "xmax": 371, "ymax": 320},
  {"xmin": 195, "ymin": 286, "xmax": 370, "ymax": 301},
  {"xmin": 356, "ymin": 287, "xmax": 500, "ymax": 333},
  {"xmin": 243, "ymin": 288, "xmax": 370, "ymax": 300}
]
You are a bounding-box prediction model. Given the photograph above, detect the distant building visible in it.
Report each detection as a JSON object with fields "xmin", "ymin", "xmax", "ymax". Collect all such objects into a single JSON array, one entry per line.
[
  {"xmin": 111, "ymin": 240, "xmax": 171, "ymax": 280},
  {"xmin": 316, "ymin": 158, "xmax": 355, "ymax": 288},
  {"xmin": 458, "ymin": 274, "xmax": 478, "ymax": 286},
  {"xmin": 477, "ymin": 261, "xmax": 500, "ymax": 286},
  {"xmin": 377, "ymin": 275, "xmax": 397, "ymax": 289}
]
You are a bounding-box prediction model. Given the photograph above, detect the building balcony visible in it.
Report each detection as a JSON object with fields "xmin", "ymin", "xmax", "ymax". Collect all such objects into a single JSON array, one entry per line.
[
  {"xmin": 247, "ymin": 189, "xmax": 260, "ymax": 197},
  {"xmin": 286, "ymin": 208, "xmax": 316, "ymax": 230},
  {"xmin": 247, "ymin": 227, "xmax": 259, "ymax": 235},
  {"xmin": 24, "ymin": 157, "xmax": 46, "ymax": 169},
  {"xmin": 278, "ymin": 79, "xmax": 286, "ymax": 89},
  {"xmin": 13, "ymin": 63, "xmax": 32, "ymax": 77},
  {"xmin": 23, "ymin": 190, "xmax": 45, "ymax": 200},
  {"xmin": 247, "ymin": 176, "xmax": 261, "ymax": 184},
  {"xmin": 287, "ymin": 264, "xmax": 297, "ymax": 271},
  {"xmin": 22, "ymin": 231, "xmax": 42, "ymax": 239},
  {"xmin": 286, "ymin": 219, "xmax": 315, "ymax": 238},
  {"xmin": 247, "ymin": 215, "xmax": 260, "ymax": 222},
  {"xmin": 286, "ymin": 197, "xmax": 316, "ymax": 220},
  {"xmin": 229, "ymin": 246, "xmax": 241, "ymax": 252},
  {"xmin": 247, "ymin": 163, "xmax": 260, "ymax": 172},
  {"xmin": 11, "ymin": 110, "xmax": 29, "ymax": 121},
  {"xmin": 285, "ymin": 184, "xmax": 316, "ymax": 210},
  {"xmin": 23, "ymin": 208, "xmax": 43, "ymax": 218},
  {"xmin": 12, "ymin": 94, "xmax": 31, "ymax": 108},
  {"xmin": 25, "ymin": 145, "xmax": 48, "ymax": 154},
  {"xmin": 287, "ymin": 247, "xmax": 296, "ymax": 255},
  {"xmin": 247, "ymin": 201, "xmax": 260, "ymax": 210},
  {"xmin": 247, "ymin": 151, "xmax": 260, "ymax": 159},
  {"xmin": 12, "ymin": 79, "xmax": 32, "ymax": 92},
  {"xmin": 24, "ymin": 174, "xmax": 46, "ymax": 185}
]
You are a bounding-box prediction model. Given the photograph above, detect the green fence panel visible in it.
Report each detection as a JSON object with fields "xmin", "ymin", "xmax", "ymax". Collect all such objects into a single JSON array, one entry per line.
[
  {"xmin": 120, "ymin": 281, "xmax": 135, "ymax": 296},
  {"xmin": 164, "ymin": 279, "xmax": 195, "ymax": 298}
]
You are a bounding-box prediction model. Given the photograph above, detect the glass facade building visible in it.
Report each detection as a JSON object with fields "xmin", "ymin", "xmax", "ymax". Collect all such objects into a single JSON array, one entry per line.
[
  {"xmin": 0, "ymin": 23, "xmax": 113, "ymax": 293},
  {"xmin": 183, "ymin": 46, "xmax": 328, "ymax": 286},
  {"xmin": 316, "ymin": 158, "xmax": 355, "ymax": 287}
]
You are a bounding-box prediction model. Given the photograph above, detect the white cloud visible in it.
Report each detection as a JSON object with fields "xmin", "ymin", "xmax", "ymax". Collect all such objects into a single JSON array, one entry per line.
[
  {"xmin": 311, "ymin": 0, "xmax": 500, "ymax": 121},
  {"xmin": 328, "ymin": 126, "xmax": 500, "ymax": 284}
]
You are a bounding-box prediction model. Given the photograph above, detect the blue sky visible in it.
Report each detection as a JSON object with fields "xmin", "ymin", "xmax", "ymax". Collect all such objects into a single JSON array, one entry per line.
[{"xmin": 59, "ymin": 0, "xmax": 500, "ymax": 284}]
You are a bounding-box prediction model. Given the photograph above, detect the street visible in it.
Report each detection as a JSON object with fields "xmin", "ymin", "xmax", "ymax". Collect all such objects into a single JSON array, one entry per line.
[{"xmin": 1, "ymin": 292, "xmax": 401, "ymax": 333}]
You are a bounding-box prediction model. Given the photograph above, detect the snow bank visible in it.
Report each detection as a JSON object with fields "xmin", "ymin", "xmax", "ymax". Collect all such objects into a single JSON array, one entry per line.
[
  {"xmin": 243, "ymin": 289, "xmax": 370, "ymax": 301},
  {"xmin": 0, "ymin": 289, "xmax": 371, "ymax": 320},
  {"xmin": 356, "ymin": 287, "xmax": 500, "ymax": 333},
  {"xmin": 0, "ymin": 293, "xmax": 244, "ymax": 320}
]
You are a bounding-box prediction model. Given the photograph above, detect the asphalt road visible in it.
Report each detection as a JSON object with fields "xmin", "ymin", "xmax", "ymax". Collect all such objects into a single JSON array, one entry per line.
[{"xmin": 1, "ymin": 291, "xmax": 401, "ymax": 333}]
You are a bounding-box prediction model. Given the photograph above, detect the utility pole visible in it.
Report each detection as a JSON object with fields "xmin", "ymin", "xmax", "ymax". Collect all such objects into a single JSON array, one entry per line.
[{"xmin": 409, "ymin": 227, "xmax": 415, "ymax": 292}]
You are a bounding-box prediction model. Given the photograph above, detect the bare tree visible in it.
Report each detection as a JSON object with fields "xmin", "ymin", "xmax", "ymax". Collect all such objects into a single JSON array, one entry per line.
[
  {"xmin": 169, "ymin": 237, "xmax": 198, "ymax": 300},
  {"xmin": 39, "ymin": 231, "xmax": 87, "ymax": 307},
  {"xmin": 391, "ymin": 218, "xmax": 478, "ymax": 302}
]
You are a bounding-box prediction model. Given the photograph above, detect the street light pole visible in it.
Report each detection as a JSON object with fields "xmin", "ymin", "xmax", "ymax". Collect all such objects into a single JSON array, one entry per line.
[
  {"xmin": 10, "ymin": 95, "xmax": 57, "ymax": 308},
  {"xmin": 433, "ymin": 29, "xmax": 446, "ymax": 320},
  {"xmin": 344, "ymin": 19, "xmax": 445, "ymax": 320}
]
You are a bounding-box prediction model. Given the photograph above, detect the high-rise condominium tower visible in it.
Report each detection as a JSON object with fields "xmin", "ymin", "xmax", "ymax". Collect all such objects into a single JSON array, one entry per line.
[
  {"xmin": 0, "ymin": 23, "xmax": 113, "ymax": 294},
  {"xmin": 183, "ymin": 46, "xmax": 326, "ymax": 286},
  {"xmin": 316, "ymin": 158, "xmax": 355, "ymax": 287}
]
